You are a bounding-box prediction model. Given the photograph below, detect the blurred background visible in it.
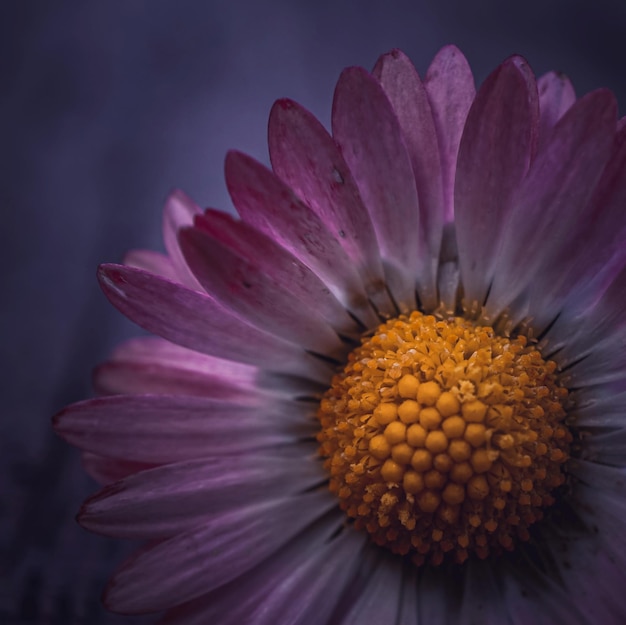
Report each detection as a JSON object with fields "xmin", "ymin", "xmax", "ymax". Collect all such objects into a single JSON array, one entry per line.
[{"xmin": 2, "ymin": 0, "xmax": 626, "ymax": 622}]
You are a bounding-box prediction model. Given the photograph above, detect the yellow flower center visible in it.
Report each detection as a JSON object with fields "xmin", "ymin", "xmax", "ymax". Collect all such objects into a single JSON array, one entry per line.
[{"xmin": 317, "ymin": 311, "xmax": 571, "ymax": 566}]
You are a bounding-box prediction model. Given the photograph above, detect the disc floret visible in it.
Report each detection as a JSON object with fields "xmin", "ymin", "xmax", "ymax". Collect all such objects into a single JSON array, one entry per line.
[{"xmin": 317, "ymin": 312, "xmax": 571, "ymax": 566}]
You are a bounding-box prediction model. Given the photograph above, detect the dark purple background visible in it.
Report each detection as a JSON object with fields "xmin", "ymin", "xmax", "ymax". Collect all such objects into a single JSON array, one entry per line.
[{"xmin": 2, "ymin": 0, "xmax": 626, "ymax": 622}]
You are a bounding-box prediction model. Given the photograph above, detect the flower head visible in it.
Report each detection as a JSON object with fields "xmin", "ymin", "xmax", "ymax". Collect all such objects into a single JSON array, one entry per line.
[{"xmin": 55, "ymin": 47, "xmax": 626, "ymax": 623}]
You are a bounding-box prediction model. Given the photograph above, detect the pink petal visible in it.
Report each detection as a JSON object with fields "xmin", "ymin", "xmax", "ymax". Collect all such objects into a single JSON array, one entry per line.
[
  {"xmin": 162, "ymin": 190, "xmax": 203, "ymax": 289},
  {"xmin": 94, "ymin": 336, "xmax": 271, "ymax": 399},
  {"xmin": 485, "ymin": 89, "xmax": 617, "ymax": 318},
  {"xmin": 424, "ymin": 45, "xmax": 476, "ymax": 222},
  {"xmin": 502, "ymin": 560, "xmax": 587, "ymax": 625},
  {"xmin": 158, "ymin": 512, "xmax": 350, "ymax": 625},
  {"xmin": 53, "ymin": 394, "xmax": 315, "ymax": 463},
  {"xmin": 537, "ymin": 71, "xmax": 576, "ymax": 147},
  {"xmin": 538, "ymin": 521, "xmax": 626, "ymax": 624},
  {"xmin": 568, "ymin": 460, "xmax": 626, "ymax": 499},
  {"xmin": 97, "ymin": 263, "xmax": 333, "ymax": 382},
  {"xmin": 108, "ymin": 336, "xmax": 260, "ymax": 380},
  {"xmin": 267, "ymin": 99, "xmax": 387, "ymax": 303},
  {"xmin": 570, "ymin": 384, "xmax": 626, "ymax": 428},
  {"xmin": 397, "ymin": 568, "xmax": 419, "ymax": 625},
  {"xmin": 558, "ymin": 268, "xmax": 626, "ymax": 388},
  {"xmin": 178, "ymin": 226, "xmax": 346, "ymax": 357},
  {"xmin": 78, "ymin": 450, "xmax": 323, "ymax": 539},
  {"xmin": 225, "ymin": 150, "xmax": 377, "ymax": 320},
  {"xmin": 373, "ymin": 49, "xmax": 444, "ymax": 311},
  {"xmin": 194, "ymin": 210, "xmax": 361, "ymax": 336},
  {"xmin": 332, "ymin": 66, "xmax": 421, "ymax": 312},
  {"xmin": 525, "ymin": 123, "xmax": 626, "ymax": 334},
  {"xmin": 81, "ymin": 452, "xmax": 156, "ymax": 485},
  {"xmin": 161, "ymin": 526, "xmax": 364, "ymax": 625},
  {"xmin": 229, "ymin": 529, "xmax": 365, "ymax": 625},
  {"xmin": 123, "ymin": 250, "xmax": 180, "ymax": 282},
  {"xmin": 454, "ymin": 56, "xmax": 539, "ymax": 315},
  {"xmin": 103, "ymin": 491, "xmax": 336, "ymax": 613},
  {"xmin": 338, "ymin": 552, "xmax": 403, "ymax": 625},
  {"xmin": 457, "ymin": 562, "xmax": 503, "ymax": 625}
]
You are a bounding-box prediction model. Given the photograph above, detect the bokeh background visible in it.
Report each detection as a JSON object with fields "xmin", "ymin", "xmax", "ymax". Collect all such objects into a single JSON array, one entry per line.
[{"xmin": 2, "ymin": 0, "xmax": 626, "ymax": 622}]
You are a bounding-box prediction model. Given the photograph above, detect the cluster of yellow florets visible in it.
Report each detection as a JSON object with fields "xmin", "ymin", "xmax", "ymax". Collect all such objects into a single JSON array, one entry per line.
[{"xmin": 317, "ymin": 311, "xmax": 571, "ymax": 566}]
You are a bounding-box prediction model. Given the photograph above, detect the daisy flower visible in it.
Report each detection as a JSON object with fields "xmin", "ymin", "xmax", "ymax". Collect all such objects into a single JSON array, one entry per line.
[{"xmin": 54, "ymin": 46, "xmax": 626, "ymax": 624}]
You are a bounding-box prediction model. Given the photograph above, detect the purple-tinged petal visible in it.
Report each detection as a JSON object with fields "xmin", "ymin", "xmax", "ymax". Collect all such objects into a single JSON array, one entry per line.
[
  {"xmin": 537, "ymin": 71, "xmax": 576, "ymax": 147},
  {"xmin": 485, "ymin": 89, "xmax": 617, "ymax": 318},
  {"xmin": 169, "ymin": 527, "xmax": 366, "ymax": 625},
  {"xmin": 417, "ymin": 566, "xmax": 458, "ymax": 625},
  {"xmin": 570, "ymin": 387, "xmax": 626, "ymax": 428},
  {"xmin": 554, "ymin": 266, "xmax": 626, "ymax": 385},
  {"xmin": 97, "ymin": 264, "xmax": 333, "ymax": 382},
  {"xmin": 332, "ymin": 66, "xmax": 422, "ymax": 312},
  {"xmin": 81, "ymin": 452, "xmax": 156, "ymax": 485},
  {"xmin": 239, "ymin": 528, "xmax": 365, "ymax": 625},
  {"xmin": 93, "ymin": 359, "xmax": 253, "ymax": 399},
  {"xmin": 103, "ymin": 490, "xmax": 336, "ymax": 614},
  {"xmin": 458, "ymin": 562, "xmax": 508, "ymax": 625},
  {"xmin": 123, "ymin": 250, "xmax": 179, "ymax": 282},
  {"xmin": 373, "ymin": 49, "xmax": 444, "ymax": 309},
  {"xmin": 225, "ymin": 150, "xmax": 379, "ymax": 319},
  {"xmin": 501, "ymin": 559, "xmax": 589, "ymax": 625},
  {"xmin": 267, "ymin": 99, "xmax": 387, "ymax": 301},
  {"xmin": 334, "ymin": 551, "xmax": 403, "ymax": 625},
  {"xmin": 79, "ymin": 450, "xmax": 323, "ymax": 539},
  {"xmin": 454, "ymin": 56, "xmax": 538, "ymax": 315},
  {"xmin": 424, "ymin": 45, "xmax": 475, "ymax": 222},
  {"xmin": 568, "ymin": 460, "xmax": 626, "ymax": 499},
  {"xmin": 529, "ymin": 125, "xmax": 626, "ymax": 336},
  {"xmin": 539, "ymin": 523, "xmax": 626, "ymax": 624},
  {"xmin": 580, "ymin": 428, "xmax": 626, "ymax": 467},
  {"xmin": 179, "ymin": 226, "xmax": 346, "ymax": 357},
  {"xmin": 397, "ymin": 567, "xmax": 419, "ymax": 625},
  {"xmin": 194, "ymin": 210, "xmax": 362, "ymax": 335},
  {"xmin": 93, "ymin": 336, "xmax": 271, "ymax": 399},
  {"xmin": 158, "ymin": 511, "xmax": 349, "ymax": 625},
  {"xmin": 162, "ymin": 190, "xmax": 203, "ymax": 289},
  {"xmin": 53, "ymin": 394, "xmax": 315, "ymax": 463}
]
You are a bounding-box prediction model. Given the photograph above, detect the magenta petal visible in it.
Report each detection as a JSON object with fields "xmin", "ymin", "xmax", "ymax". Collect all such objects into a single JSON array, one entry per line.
[
  {"xmin": 373, "ymin": 49, "xmax": 444, "ymax": 310},
  {"xmin": 457, "ymin": 562, "xmax": 504, "ymax": 625},
  {"xmin": 217, "ymin": 529, "xmax": 365, "ymax": 625},
  {"xmin": 526, "ymin": 125, "xmax": 626, "ymax": 334},
  {"xmin": 486, "ymin": 89, "xmax": 617, "ymax": 317},
  {"xmin": 225, "ymin": 150, "xmax": 377, "ymax": 320},
  {"xmin": 106, "ymin": 336, "xmax": 260, "ymax": 380},
  {"xmin": 424, "ymin": 45, "xmax": 476, "ymax": 222},
  {"xmin": 123, "ymin": 250, "xmax": 180, "ymax": 282},
  {"xmin": 338, "ymin": 552, "xmax": 403, "ymax": 624},
  {"xmin": 179, "ymin": 226, "xmax": 345, "ymax": 357},
  {"xmin": 558, "ymin": 267, "xmax": 626, "ymax": 386},
  {"xmin": 103, "ymin": 491, "xmax": 335, "ymax": 613},
  {"xmin": 267, "ymin": 99, "xmax": 386, "ymax": 297},
  {"xmin": 94, "ymin": 336, "xmax": 271, "ymax": 399},
  {"xmin": 332, "ymin": 66, "xmax": 421, "ymax": 312},
  {"xmin": 162, "ymin": 190, "xmax": 203, "ymax": 289},
  {"xmin": 94, "ymin": 359, "xmax": 252, "ymax": 399},
  {"xmin": 78, "ymin": 451, "xmax": 323, "ymax": 539},
  {"xmin": 537, "ymin": 71, "xmax": 576, "ymax": 147},
  {"xmin": 97, "ymin": 264, "xmax": 333, "ymax": 382},
  {"xmin": 158, "ymin": 513, "xmax": 344, "ymax": 625},
  {"xmin": 157, "ymin": 512, "xmax": 355, "ymax": 625},
  {"xmin": 454, "ymin": 56, "xmax": 539, "ymax": 314},
  {"xmin": 194, "ymin": 210, "xmax": 361, "ymax": 336},
  {"xmin": 53, "ymin": 394, "xmax": 314, "ymax": 463},
  {"xmin": 81, "ymin": 452, "xmax": 156, "ymax": 485}
]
